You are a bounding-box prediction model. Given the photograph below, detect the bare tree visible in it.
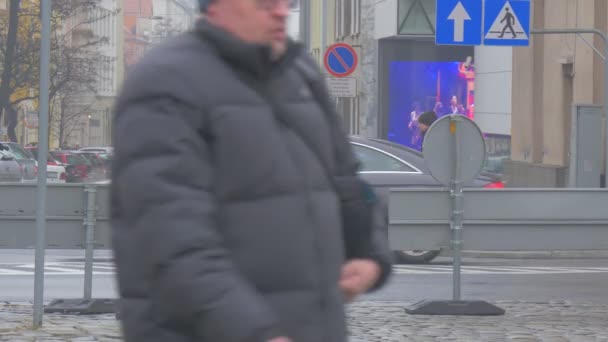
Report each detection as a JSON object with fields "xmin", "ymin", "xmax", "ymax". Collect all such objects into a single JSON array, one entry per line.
[
  {"xmin": 0, "ymin": 0, "xmax": 20, "ymax": 137},
  {"xmin": 0, "ymin": 0, "xmax": 118, "ymax": 143}
]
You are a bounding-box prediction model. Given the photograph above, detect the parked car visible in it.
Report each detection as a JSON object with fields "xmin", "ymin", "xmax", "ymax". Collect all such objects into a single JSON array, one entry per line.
[
  {"xmin": 350, "ymin": 135, "xmax": 504, "ymax": 263},
  {"xmin": 78, "ymin": 146, "xmax": 113, "ymax": 155},
  {"xmin": 72, "ymin": 151, "xmax": 111, "ymax": 180},
  {"xmin": 0, "ymin": 142, "xmax": 37, "ymax": 181},
  {"xmin": 0, "ymin": 149, "xmax": 24, "ymax": 182},
  {"xmin": 49, "ymin": 151, "xmax": 92, "ymax": 183},
  {"xmin": 25, "ymin": 147, "xmax": 69, "ymax": 183},
  {"xmin": 46, "ymin": 164, "xmax": 67, "ymax": 183}
]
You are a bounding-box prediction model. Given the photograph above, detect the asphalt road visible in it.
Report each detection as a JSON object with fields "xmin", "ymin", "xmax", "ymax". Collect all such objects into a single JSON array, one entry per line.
[
  {"xmin": 1, "ymin": 250, "xmax": 608, "ymax": 305},
  {"xmin": 362, "ymin": 256, "xmax": 608, "ymax": 305}
]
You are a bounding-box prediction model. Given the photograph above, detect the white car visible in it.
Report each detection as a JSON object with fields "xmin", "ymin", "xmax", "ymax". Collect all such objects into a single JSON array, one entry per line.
[{"xmin": 46, "ymin": 164, "xmax": 67, "ymax": 183}]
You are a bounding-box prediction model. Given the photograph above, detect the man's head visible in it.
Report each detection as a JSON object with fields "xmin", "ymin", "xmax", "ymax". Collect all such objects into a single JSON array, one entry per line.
[
  {"xmin": 200, "ymin": 0, "xmax": 290, "ymax": 58},
  {"xmin": 417, "ymin": 111, "xmax": 437, "ymax": 133}
]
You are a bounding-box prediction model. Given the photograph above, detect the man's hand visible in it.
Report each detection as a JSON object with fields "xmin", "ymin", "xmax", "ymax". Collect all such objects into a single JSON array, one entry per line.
[
  {"xmin": 269, "ymin": 337, "xmax": 292, "ymax": 342},
  {"xmin": 339, "ymin": 259, "xmax": 381, "ymax": 303}
]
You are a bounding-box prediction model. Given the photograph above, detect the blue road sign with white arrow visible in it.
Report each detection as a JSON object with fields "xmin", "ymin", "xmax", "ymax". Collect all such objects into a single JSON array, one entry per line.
[
  {"xmin": 483, "ymin": 0, "xmax": 530, "ymax": 46},
  {"xmin": 435, "ymin": 0, "xmax": 483, "ymax": 46}
]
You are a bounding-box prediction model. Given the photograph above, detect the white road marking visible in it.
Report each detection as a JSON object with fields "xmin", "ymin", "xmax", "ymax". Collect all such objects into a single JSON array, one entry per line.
[
  {"xmin": 393, "ymin": 265, "xmax": 608, "ymax": 275},
  {"xmin": 1, "ymin": 262, "xmax": 608, "ymax": 276}
]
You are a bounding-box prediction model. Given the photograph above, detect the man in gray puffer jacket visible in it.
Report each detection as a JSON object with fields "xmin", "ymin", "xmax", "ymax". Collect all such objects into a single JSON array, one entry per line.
[{"xmin": 110, "ymin": 0, "xmax": 392, "ymax": 341}]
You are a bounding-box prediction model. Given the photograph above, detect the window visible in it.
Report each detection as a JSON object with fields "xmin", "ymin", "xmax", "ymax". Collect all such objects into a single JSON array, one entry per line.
[
  {"xmin": 352, "ymin": 0, "xmax": 361, "ymax": 35},
  {"xmin": 352, "ymin": 144, "xmax": 416, "ymax": 172},
  {"xmin": 6, "ymin": 143, "xmax": 34, "ymax": 159},
  {"xmin": 335, "ymin": 0, "xmax": 342, "ymax": 37},
  {"xmin": 342, "ymin": 0, "xmax": 351, "ymax": 36},
  {"xmin": 398, "ymin": 0, "xmax": 436, "ymax": 35},
  {"xmin": 335, "ymin": 0, "xmax": 361, "ymax": 37}
]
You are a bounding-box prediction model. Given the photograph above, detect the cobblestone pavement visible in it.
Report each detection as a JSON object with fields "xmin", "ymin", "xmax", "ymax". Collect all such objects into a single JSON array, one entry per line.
[{"xmin": 2, "ymin": 301, "xmax": 608, "ymax": 341}]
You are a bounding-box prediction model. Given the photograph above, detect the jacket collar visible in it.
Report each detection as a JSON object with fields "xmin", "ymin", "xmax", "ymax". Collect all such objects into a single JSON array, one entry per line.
[{"xmin": 194, "ymin": 19, "xmax": 302, "ymax": 80}]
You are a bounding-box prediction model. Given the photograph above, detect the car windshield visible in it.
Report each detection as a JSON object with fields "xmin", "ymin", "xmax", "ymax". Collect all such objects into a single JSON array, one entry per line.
[
  {"xmin": 6, "ymin": 143, "xmax": 34, "ymax": 159},
  {"xmin": 367, "ymin": 138, "xmax": 424, "ymax": 158},
  {"xmin": 0, "ymin": 150, "xmax": 14, "ymax": 160},
  {"xmin": 67, "ymin": 154, "xmax": 91, "ymax": 165},
  {"xmin": 370, "ymin": 138, "xmax": 504, "ymax": 175}
]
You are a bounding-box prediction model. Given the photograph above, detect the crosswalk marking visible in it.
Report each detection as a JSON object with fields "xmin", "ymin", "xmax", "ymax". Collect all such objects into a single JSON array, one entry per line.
[
  {"xmin": 393, "ymin": 265, "xmax": 608, "ymax": 275},
  {"xmin": 0, "ymin": 262, "xmax": 115, "ymax": 276}
]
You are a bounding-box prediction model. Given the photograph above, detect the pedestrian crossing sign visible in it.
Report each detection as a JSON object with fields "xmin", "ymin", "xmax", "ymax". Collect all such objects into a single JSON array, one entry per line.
[{"xmin": 483, "ymin": 0, "xmax": 530, "ymax": 46}]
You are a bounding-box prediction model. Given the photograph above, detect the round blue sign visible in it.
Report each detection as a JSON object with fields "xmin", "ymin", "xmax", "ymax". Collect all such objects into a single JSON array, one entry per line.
[{"xmin": 324, "ymin": 43, "xmax": 358, "ymax": 77}]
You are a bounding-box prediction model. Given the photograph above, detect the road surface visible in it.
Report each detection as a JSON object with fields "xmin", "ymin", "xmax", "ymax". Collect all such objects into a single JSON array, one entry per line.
[{"xmin": 1, "ymin": 251, "xmax": 607, "ymax": 304}]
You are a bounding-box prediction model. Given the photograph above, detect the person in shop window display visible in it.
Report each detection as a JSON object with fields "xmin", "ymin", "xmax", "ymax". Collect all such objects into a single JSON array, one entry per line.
[
  {"xmin": 449, "ymin": 95, "xmax": 466, "ymax": 115},
  {"xmin": 408, "ymin": 101, "xmax": 423, "ymax": 146},
  {"xmin": 416, "ymin": 110, "xmax": 438, "ymax": 151}
]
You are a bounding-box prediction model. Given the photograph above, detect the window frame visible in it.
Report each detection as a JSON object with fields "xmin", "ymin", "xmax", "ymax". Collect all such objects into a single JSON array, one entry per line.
[{"xmin": 350, "ymin": 142, "xmax": 423, "ymax": 174}]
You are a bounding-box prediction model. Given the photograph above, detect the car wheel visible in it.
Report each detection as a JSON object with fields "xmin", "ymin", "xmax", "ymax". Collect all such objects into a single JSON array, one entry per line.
[{"xmin": 393, "ymin": 250, "xmax": 440, "ymax": 264}]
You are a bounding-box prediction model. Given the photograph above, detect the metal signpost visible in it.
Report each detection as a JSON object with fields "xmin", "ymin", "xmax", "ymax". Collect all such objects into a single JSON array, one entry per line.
[
  {"xmin": 43, "ymin": 184, "xmax": 115, "ymax": 315},
  {"xmin": 33, "ymin": 0, "xmax": 52, "ymax": 328},
  {"xmin": 83, "ymin": 185, "xmax": 97, "ymax": 300},
  {"xmin": 406, "ymin": 115, "xmax": 505, "ymax": 315}
]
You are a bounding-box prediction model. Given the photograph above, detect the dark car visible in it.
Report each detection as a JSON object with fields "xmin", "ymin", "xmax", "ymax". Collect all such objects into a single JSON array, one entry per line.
[
  {"xmin": 350, "ymin": 135, "xmax": 504, "ymax": 263},
  {"xmin": 50, "ymin": 151, "xmax": 92, "ymax": 183}
]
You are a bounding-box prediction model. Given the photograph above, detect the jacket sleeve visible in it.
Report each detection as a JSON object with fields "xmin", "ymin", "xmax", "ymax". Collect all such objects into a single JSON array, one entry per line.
[
  {"xmin": 325, "ymin": 99, "xmax": 394, "ymax": 291},
  {"xmin": 296, "ymin": 53, "xmax": 393, "ymax": 291},
  {"xmin": 112, "ymin": 68, "xmax": 282, "ymax": 342}
]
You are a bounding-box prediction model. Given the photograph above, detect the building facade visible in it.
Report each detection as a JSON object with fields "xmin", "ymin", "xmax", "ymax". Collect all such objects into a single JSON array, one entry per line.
[
  {"xmin": 61, "ymin": 0, "xmax": 124, "ymax": 148},
  {"xmin": 124, "ymin": 0, "xmax": 154, "ymax": 69},
  {"xmin": 507, "ymin": 0, "xmax": 607, "ymax": 187},
  {"xmin": 287, "ymin": 0, "xmax": 300, "ymax": 40}
]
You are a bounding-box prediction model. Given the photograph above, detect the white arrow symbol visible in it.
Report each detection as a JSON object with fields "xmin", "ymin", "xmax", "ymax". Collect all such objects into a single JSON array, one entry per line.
[{"xmin": 448, "ymin": 1, "xmax": 471, "ymax": 42}]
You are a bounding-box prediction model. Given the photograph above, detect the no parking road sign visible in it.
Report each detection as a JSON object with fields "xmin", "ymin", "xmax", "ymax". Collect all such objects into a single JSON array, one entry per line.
[{"xmin": 324, "ymin": 43, "xmax": 358, "ymax": 78}]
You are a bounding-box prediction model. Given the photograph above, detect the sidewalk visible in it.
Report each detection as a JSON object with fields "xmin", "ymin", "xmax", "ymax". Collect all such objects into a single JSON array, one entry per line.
[{"xmin": 2, "ymin": 301, "xmax": 607, "ymax": 341}]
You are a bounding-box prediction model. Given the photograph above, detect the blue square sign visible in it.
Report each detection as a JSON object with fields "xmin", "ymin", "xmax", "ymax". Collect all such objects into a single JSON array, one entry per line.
[
  {"xmin": 436, "ymin": 0, "xmax": 483, "ymax": 46},
  {"xmin": 483, "ymin": 0, "xmax": 531, "ymax": 46}
]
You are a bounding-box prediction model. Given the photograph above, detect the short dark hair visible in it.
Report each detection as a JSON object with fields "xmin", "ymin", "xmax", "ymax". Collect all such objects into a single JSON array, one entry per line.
[{"xmin": 418, "ymin": 111, "xmax": 437, "ymax": 126}]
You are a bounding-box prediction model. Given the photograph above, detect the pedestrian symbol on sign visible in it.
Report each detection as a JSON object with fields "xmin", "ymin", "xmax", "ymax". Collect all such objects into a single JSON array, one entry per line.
[
  {"xmin": 484, "ymin": 0, "xmax": 528, "ymax": 40},
  {"xmin": 498, "ymin": 7, "xmax": 516, "ymax": 38}
]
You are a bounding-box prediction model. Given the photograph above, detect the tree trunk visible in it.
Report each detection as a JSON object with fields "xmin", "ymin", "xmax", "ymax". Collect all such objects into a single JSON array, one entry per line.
[
  {"xmin": 0, "ymin": 0, "xmax": 20, "ymax": 126},
  {"xmin": 6, "ymin": 106, "xmax": 17, "ymax": 142}
]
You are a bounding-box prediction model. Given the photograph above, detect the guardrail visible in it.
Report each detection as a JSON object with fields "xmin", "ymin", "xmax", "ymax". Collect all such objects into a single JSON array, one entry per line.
[
  {"xmin": 389, "ymin": 187, "xmax": 608, "ymax": 315},
  {"xmin": 5, "ymin": 183, "xmax": 608, "ymax": 317},
  {"xmin": 0, "ymin": 183, "xmax": 111, "ymax": 249},
  {"xmin": 0, "ymin": 182, "xmax": 113, "ymax": 316},
  {"xmin": 389, "ymin": 188, "xmax": 608, "ymax": 251}
]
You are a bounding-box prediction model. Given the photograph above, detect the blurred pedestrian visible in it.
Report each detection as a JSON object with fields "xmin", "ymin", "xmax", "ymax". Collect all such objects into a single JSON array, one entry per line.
[{"xmin": 110, "ymin": 0, "xmax": 392, "ymax": 341}]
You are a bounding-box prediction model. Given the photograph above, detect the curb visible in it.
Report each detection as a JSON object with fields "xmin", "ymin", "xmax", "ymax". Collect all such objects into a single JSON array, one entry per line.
[{"xmin": 440, "ymin": 250, "xmax": 608, "ymax": 259}]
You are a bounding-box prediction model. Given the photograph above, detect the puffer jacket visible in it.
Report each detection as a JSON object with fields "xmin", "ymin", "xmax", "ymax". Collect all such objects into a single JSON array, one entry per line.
[{"xmin": 110, "ymin": 19, "xmax": 392, "ymax": 342}]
